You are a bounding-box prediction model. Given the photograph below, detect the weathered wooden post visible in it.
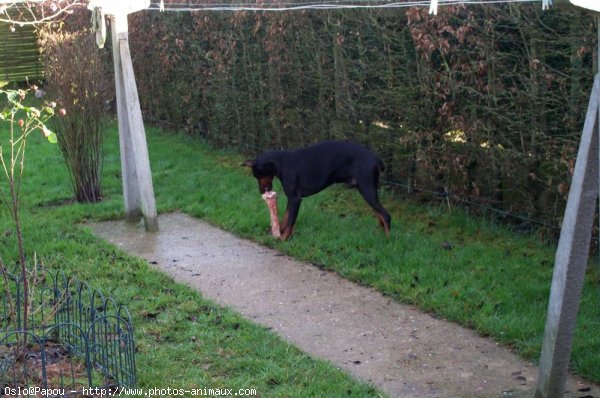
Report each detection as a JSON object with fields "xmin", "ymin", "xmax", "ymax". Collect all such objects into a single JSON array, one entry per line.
[
  {"xmin": 89, "ymin": 0, "xmax": 158, "ymax": 232},
  {"xmin": 535, "ymin": 2, "xmax": 600, "ymax": 397}
]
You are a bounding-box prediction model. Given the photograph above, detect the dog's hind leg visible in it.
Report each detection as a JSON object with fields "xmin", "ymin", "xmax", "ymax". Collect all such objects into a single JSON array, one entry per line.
[{"xmin": 356, "ymin": 170, "xmax": 391, "ymax": 235}]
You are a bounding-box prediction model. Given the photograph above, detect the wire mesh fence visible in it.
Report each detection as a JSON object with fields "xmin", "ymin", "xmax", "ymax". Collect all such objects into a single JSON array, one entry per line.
[{"xmin": 0, "ymin": 270, "xmax": 136, "ymax": 397}]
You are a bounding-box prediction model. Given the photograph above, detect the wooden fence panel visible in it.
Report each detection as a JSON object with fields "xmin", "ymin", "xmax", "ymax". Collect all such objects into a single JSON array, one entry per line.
[{"xmin": 0, "ymin": 22, "xmax": 43, "ymax": 82}]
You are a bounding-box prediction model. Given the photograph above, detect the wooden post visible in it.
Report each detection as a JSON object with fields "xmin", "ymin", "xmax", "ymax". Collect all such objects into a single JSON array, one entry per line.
[
  {"xmin": 111, "ymin": 15, "xmax": 140, "ymax": 223},
  {"xmin": 535, "ymin": 73, "xmax": 600, "ymax": 398},
  {"xmin": 110, "ymin": 12, "xmax": 158, "ymax": 232}
]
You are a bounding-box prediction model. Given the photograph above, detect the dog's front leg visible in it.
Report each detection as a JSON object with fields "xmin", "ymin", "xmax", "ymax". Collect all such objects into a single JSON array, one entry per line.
[
  {"xmin": 280, "ymin": 209, "xmax": 289, "ymax": 236},
  {"xmin": 280, "ymin": 196, "xmax": 301, "ymax": 240}
]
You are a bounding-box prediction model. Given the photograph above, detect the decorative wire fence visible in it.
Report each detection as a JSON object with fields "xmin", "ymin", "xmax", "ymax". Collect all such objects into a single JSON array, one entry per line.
[{"xmin": 0, "ymin": 270, "xmax": 136, "ymax": 397}]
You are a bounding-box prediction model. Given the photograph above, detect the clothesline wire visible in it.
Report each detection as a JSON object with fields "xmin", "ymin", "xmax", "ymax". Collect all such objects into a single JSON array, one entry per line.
[{"xmin": 145, "ymin": 0, "xmax": 541, "ymax": 12}]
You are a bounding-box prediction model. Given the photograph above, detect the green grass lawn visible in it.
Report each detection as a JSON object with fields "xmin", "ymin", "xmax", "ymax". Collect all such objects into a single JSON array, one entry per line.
[
  {"xmin": 1, "ymin": 120, "xmax": 600, "ymax": 390},
  {"xmin": 0, "ymin": 122, "xmax": 384, "ymax": 396}
]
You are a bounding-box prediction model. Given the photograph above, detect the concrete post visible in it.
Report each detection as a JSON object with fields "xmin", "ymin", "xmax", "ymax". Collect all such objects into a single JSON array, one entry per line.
[
  {"xmin": 111, "ymin": 15, "xmax": 140, "ymax": 223},
  {"xmin": 535, "ymin": 73, "xmax": 600, "ymax": 398},
  {"xmin": 111, "ymin": 12, "xmax": 158, "ymax": 232}
]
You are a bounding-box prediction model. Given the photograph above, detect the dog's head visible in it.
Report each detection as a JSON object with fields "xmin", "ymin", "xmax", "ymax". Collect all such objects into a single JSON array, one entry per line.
[{"xmin": 243, "ymin": 157, "xmax": 276, "ymax": 194}]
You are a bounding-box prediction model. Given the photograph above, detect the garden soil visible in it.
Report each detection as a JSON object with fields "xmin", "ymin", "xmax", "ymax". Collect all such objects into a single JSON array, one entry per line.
[{"xmin": 89, "ymin": 213, "xmax": 600, "ymax": 398}]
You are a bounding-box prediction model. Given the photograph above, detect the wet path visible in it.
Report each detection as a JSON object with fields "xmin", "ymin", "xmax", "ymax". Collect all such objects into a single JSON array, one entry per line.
[{"xmin": 89, "ymin": 213, "xmax": 599, "ymax": 398}]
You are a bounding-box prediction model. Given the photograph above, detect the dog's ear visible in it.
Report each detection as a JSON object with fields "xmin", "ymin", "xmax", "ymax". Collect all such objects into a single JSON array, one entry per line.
[{"xmin": 242, "ymin": 159, "xmax": 254, "ymax": 168}]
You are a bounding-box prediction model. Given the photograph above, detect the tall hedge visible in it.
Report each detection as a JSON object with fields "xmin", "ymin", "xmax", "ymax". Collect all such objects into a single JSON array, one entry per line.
[{"xmin": 128, "ymin": 5, "xmax": 596, "ymax": 229}]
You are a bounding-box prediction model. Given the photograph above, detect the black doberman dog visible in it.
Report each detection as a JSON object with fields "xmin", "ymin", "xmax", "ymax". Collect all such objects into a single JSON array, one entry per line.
[{"xmin": 244, "ymin": 141, "xmax": 391, "ymax": 240}]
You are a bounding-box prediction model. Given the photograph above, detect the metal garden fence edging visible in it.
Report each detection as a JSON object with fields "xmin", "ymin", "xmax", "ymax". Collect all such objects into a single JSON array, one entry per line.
[{"xmin": 0, "ymin": 269, "xmax": 136, "ymax": 397}]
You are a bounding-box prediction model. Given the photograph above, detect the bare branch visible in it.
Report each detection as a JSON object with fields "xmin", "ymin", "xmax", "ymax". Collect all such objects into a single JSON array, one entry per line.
[{"xmin": 0, "ymin": 0, "xmax": 87, "ymax": 25}]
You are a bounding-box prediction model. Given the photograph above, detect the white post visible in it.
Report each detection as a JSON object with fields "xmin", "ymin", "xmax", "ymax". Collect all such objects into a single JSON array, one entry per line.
[
  {"xmin": 535, "ymin": 73, "xmax": 600, "ymax": 398},
  {"xmin": 111, "ymin": 11, "xmax": 158, "ymax": 232}
]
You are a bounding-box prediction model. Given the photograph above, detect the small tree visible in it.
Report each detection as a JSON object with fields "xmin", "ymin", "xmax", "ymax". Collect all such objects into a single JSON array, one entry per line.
[
  {"xmin": 40, "ymin": 26, "xmax": 111, "ymax": 203},
  {"xmin": 0, "ymin": 87, "xmax": 57, "ymax": 338}
]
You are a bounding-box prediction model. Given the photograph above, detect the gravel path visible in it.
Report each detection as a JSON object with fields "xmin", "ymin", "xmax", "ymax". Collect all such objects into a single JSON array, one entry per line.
[{"xmin": 89, "ymin": 213, "xmax": 599, "ymax": 398}]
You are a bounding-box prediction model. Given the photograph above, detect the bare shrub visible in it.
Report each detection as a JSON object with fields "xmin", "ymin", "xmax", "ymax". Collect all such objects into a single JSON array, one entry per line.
[{"xmin": 40, "ymin": 28, "xmax": 111, "ymax": 203}]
